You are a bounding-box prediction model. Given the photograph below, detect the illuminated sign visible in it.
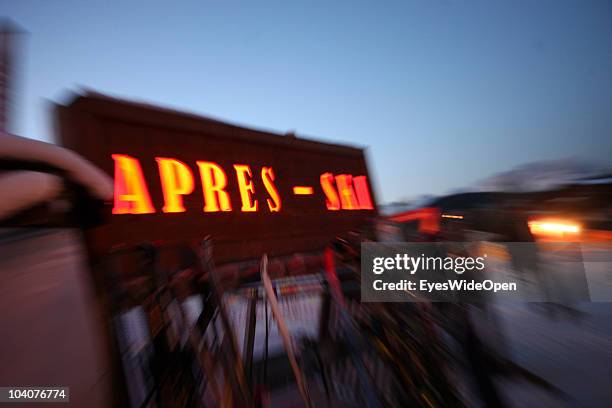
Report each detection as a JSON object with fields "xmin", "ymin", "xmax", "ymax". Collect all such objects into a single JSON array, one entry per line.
[
  {"xmin": 57, "ymin": 93, "xmax": 377, "ymax": 262},
  {"xmin": 112, "ymin": 154, "xmax": 374, "ymax": 215}
]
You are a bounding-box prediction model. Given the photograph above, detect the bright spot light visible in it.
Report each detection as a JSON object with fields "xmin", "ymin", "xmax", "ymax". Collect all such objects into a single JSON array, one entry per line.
[{"xmin": 528, "ymin": 220, "xmax": 581, "ymax": 235}]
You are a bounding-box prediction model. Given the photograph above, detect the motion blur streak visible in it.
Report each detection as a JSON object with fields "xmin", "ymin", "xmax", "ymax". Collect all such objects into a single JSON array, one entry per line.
[{"xmin": 528, "ymin": 220, "xmax": 581, "ymax": 236}]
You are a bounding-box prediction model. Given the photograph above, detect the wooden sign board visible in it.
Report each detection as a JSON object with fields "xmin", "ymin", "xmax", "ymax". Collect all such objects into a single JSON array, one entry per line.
[{"xmin": 57, "ymin": 93, "xmax": 377, "ymax": 263}]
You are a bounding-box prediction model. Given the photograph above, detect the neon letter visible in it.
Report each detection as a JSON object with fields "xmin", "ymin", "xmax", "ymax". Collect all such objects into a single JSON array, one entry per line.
[
  {"xmin": 196, "ymin": 161, "xmax": 232, "ymax": 212},
  {"xmin": 234, "ymin": 164, "xmax": 258, "ymax": 212},
  {"xmin": 112, "ymin": 154, "xmax": 155, "ymax": 214},
  {"xmin": 353, "ymin": 175, "xmax": 374, "ymax": 210},
  {"xmin": 335, "ymin": 174, "xmax": 359, "ymax": 210},
  {"xmin": 261, "ymin": 166, "xmax": 281, "ymax": 212},
  {"xmin": 156, "ymin": 157, "xmax": 194, "ymax": 213},
  {"xmin": 320, "ymin": 172, "xmax": 340, "ymax": 210}
]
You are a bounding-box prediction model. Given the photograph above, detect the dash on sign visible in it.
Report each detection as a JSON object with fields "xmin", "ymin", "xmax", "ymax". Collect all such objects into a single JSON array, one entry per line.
[{"xmin": 293, "ymin": 186, "xmax": 314, "ymax": 195}]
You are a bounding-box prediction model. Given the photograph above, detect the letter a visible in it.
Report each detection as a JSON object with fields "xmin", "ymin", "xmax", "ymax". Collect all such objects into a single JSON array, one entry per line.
[{"xmin": 112, "ymin": 154, "xmax": 155, "ymax": 214}]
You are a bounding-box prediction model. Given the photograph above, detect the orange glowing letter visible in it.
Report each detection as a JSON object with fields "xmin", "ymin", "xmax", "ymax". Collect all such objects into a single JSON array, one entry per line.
[
  {"xmin": 353, "ymin": 175, "xmax": 374, "ymax": 210},
  {"xmin": 112, "ymin": 154, "xmax": 155, "ymax": 214},
  {"xmin": 155, "ymin": 157, "xmax": 194, "ymax": 213},
  {"xmin": 234, "ymin": 164, "xmax": 258, "ymax": 212},
  {"xmin": 196, "ymin": 161, "xmax": 232, "ymax": 212},
  {"xmin": 320, "ymin": 172, "xmax": 340, "ymax": 210},
  {"xmin": 335, "ymin": 174, "xmax": 359, "ymax": 210},
  {"xmin": 261, "ymin": 166, "xmax": 281, "ymax": 212}
]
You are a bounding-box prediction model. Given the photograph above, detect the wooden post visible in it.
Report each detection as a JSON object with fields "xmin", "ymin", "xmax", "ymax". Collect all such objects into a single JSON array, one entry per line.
[{"xmin": 260, "ymin": 254, "xmax": 311, "ymax": 408}]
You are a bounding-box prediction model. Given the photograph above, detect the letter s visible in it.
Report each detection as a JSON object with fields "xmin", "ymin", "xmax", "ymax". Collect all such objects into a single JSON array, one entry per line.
[
  {"xmin": 320, "ymin": 172, "xmax": 340, "ymax": 210},
  {"xmin": 261, "ymin": 167, "xmax": 281, "ymax": 212}
]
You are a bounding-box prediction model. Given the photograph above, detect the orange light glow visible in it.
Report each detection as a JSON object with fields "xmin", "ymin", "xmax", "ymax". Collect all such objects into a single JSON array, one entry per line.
[
  {"xmin": 261, "ymin": 167, "xmax": 282, "ymax": 212},
  {"xmin": 156, "ymin": 157, "xmax": 195, "ymax": 213},
  {"xmin": 335, "ymin": 174, "xmax": 359, "ymax": 210},
  {"xmin": 234, "ymin": 164, "xmax": 258, "ymax": 212},
  {"xmin": 389, "ymin": 207, "xmax": 441, "ymax": 234},
  {"xmin": 320, "ymin": 172, "xmax": 340, "ymax": 210},
  {"xmin": 112, "ymin": 154, "xmax": 155, "ymax": 214},
  {"xmin": 196, "ymin": 161, "xmax": 232, "ymax": 212},
  {"xmin": 293, "ymin": 186, "xmax": 314, "ymax": 195},
  {"xmin": 528, "ymin": 220, "xmax": 581, "ymax": 235},
  {"xmin": 353, "ymin": 175, "xmax": 374, "ymax": 210},
  {"xmin": 442, "ymin": 214, "xmax": 464, "ymax": 219}
]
